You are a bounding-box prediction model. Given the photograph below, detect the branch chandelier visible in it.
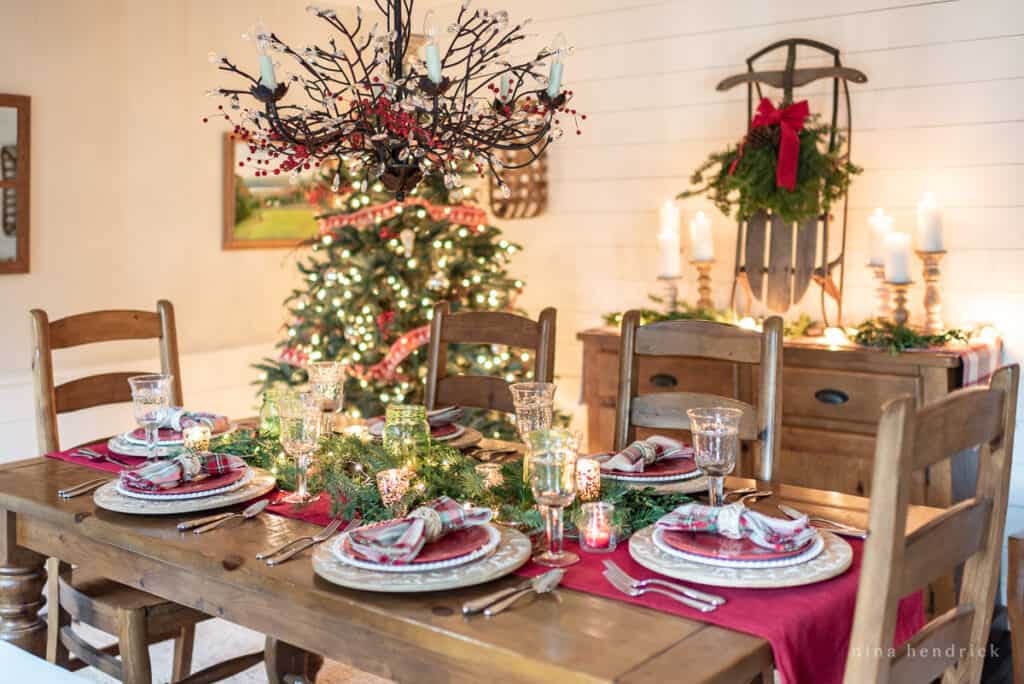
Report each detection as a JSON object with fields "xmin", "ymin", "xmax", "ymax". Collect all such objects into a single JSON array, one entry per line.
[{"xmin": 206, "ymin": 0, "xmax": 584, "ymax": 200}]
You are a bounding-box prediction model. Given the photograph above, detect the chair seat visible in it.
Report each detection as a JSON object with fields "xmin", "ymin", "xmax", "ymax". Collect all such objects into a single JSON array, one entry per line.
[{"xmin": 60, "ymin": 571, "xmax": 208, "ymax": 637}]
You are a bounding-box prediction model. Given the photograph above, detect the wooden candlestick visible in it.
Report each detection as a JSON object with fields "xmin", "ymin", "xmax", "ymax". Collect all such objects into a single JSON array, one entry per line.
[
  {"xmin": 869, "ymin": 264, "xmax": 891, "ymax": 321},
  {"xmin": 886, "ymin": 281, "xmax": 913, "ymax": 327},
  {"xmin": 656, "ymin": 275, "xmax": 681, "ymax": 312},
  {"xmin": 916, "ymin": 250, "xmax": 946, "ymax": 334},
  {"xmin": 692, "ymin": 260, "xmax": 714, "ymax": 310}
]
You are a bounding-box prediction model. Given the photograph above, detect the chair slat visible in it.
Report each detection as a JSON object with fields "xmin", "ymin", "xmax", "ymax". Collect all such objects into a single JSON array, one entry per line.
[
  {"xmin": 436, "ymin": 374, "xmax": 515, "ymax": 414},
  {"xmin": 48, "ymin": 310, "xmax": 163, "ymax": 350},
  {"xmin": 54, "ymin": 372, "xmax": 149, "ymax": 414},
  {"xmin": 635, "ymin": 319, "xmax": 762, "ymax": 364},
  {"xmin": 629, "ymin": 392, "xmax": 758, "ymax": 440},
  {"xmin": 898, "ymin": 498, "xmax": 991, "ymax": 597},
  {"xmin": 912, "ymin": 387, "xmax": 1004, "ymax": 470},
  {"xmin": 439, "ymin": 311, "xmax": 539, "ymax": 349},
  {"xmin": 888, "ymin": 605, "xmax": 974, "ymax": 684}
]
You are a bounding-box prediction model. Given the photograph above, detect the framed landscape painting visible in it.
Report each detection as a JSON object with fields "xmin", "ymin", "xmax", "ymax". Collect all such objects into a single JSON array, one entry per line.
[{"xmin": 221, "ymin": 133, "xmax": 321, "ymax": 249}]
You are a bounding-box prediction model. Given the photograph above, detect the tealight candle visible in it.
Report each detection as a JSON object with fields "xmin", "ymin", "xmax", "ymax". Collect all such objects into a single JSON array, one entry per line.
[
  {"xmin": 575, "ymin": 458, "xmax": 601, "ymax": 502},
  {"xmin": 475, "ymin": 462, "xmax": 505, "ymax": 490},
  {"xmin": 657, "ymin": 200, "xmax": 682, "ymax": 278},
  {"xmin": 689, "ymin": 210, "xmax": 714, "ymax": 263},
  {"xmin": 916, "ymin": 192, "xmax": 944, "ymax": 252},
  {"xmin": 867, "ymin": 208, "xmax": 892, "ymax": 267},
  {"xmin": 883, "ymin": 232, "xmax": 912, "ymax": 284},
  {"xmin": 182, "ymin": 425, "xmax": 211, "ymax": 452},
  {"xmin": 580, "ymin": 502, "xmax": 616, "ymax": 553}
]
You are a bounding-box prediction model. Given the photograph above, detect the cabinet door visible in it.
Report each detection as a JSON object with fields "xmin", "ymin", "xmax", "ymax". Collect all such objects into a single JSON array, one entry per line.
[{"xmin": 777, "ymin": 426, "xmax": 876, "ymax": 496}]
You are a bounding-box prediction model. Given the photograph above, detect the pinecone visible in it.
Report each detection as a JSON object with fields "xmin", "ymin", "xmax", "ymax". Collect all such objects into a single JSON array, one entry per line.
[{"xmin": 747, "ymin": 124, "xmax": 781, "ymax": 150}]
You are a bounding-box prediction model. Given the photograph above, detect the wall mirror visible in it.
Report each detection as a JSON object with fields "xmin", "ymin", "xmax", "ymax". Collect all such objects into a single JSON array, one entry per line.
[{"xmin": 0, "ymin": 94, "xmax": 29, "ymax": 274}]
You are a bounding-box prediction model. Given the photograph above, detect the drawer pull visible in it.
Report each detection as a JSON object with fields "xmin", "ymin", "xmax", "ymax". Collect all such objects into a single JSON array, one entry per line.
[
  {"xmin": 649, "ymin": 373, "xmax": 678, "ymax": 388},
  {"xmin": 814, "ymin": 388, "xmax": 849, "ymax": 405}
]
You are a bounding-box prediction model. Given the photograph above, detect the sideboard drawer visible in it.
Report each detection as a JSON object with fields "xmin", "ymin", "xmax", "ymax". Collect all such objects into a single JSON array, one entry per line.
[
  {"xmin": 782, "ymin": 367, "xmax": 919, "ymax": 428},
  {"xmin": 636, "ymin": 357, "xmax": 737, "ymax": 397}
]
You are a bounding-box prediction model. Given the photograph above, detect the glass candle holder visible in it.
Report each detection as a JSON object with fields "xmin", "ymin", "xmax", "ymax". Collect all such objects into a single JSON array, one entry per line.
[
  {"xmin": 376, "ymin": 468, "xmax": 411, "ymax": 510},
  {"xmin": 475, "ymin": 462, "xmax": 505, "ymax": 490},
  {"xmin": 182, "ymin": 425, "xmax": 211, "ymax": 453},
  {"xmin": 579, "ymin": 502, "xmax": 617, "ymax": 553},
  {"xmin": 575, "ymin": 457, "xmax": 601, "ymax": 502},
  {"xmin": 258, "ymin": 389, "xmax": 282, "ymax": 439},
  {"xmin": 382, "ymin": 404, "xmax": 430, "ymax": 469}
]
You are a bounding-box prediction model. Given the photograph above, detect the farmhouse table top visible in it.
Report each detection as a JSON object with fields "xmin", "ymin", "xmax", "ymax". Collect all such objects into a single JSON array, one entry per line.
[{"xmin": 0, "ymin": 456, "xmax": 941, "ymax": 683}]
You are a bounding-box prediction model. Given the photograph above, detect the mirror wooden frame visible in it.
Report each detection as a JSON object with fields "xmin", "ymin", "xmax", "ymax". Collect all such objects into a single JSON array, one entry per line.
[{"xmin": 0, "ymin": 94, "xmax": 29, "ymax": 274}]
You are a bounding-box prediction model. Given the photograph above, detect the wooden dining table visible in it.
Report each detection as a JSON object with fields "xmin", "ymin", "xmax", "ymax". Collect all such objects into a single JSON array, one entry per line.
[{"xmin": 0, "ymin": 455, "xmax": 942, "ymax": 683}]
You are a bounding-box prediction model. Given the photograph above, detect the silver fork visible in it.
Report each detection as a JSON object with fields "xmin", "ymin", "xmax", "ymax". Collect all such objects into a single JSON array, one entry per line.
[
  {"xmin": 256, "ymin": 517, "xmax": 344, "ymax": 560},
  {"xmin": 603, "ymin": 570, "xmax": 716, "ymax": 613},
  {"xmin": 603, "ymin": 561, "xmax": 726, "ymax": 606},
  {"xmin": 777, "ymin": 504, "xmax": 867, "ymax": 539},
  {"xmin": 262, "ymin": 519, "xmax": 346, "ymax": 566},
  {"xmin": 76, "ymin": 448, "xmax": 134, "ymax": 469},
  {"xmin": 58, "ymin": 478, "xmax": 110, "ymax": 499}
]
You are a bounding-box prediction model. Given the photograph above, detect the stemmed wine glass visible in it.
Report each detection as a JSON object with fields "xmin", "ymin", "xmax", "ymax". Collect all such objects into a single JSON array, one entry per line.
[
  {"xmin": 527, "ymin": 428, "xmax": 579, "ymax": 568},
  {"xmin": 278, "ymin": 392, "xmax": 323, "ymax": 504},
  {"xmin": 307, "ymin": 361, "xmax": 345, "ymax": 434},
  {"xmin": 687, "ymin": 407, "xmax": 743, "ymax": 506},
  {"xmin": 128, "ymin": 375, "xmax": 173, "ymax": 460}
]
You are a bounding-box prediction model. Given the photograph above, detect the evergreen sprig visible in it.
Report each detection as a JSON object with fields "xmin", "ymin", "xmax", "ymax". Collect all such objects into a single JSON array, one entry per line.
[
  {"xmin": 678, "ymin": 116, "xmax": 861, "ymax": 223},
  {"xmin": 852, "ymin": 319, "xmax": 968, "ymax": 355}
]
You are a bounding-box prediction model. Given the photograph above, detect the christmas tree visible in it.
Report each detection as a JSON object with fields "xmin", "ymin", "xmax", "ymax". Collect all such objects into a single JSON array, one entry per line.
[{"xmin": 254, "ymin": 169, "xmax": 533, "ymax": 439}]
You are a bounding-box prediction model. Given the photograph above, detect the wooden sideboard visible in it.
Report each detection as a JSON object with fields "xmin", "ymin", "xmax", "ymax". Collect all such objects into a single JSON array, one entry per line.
[{"xmin": 578, "ymin": 328, "xmax": 970, "ymax": 508}]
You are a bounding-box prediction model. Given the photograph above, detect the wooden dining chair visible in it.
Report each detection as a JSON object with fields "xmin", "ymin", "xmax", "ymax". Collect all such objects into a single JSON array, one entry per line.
[
  {"xmin": 1009, "ymin": 531, "xmax": 1024, "ymax": 684},
  {"xmin": 613, "ymin": 313, "xmax": 783, "ymax": 481},
  {"xmin": 425, "ymin": 301, "xmax": 556, "ymax": 414},
  {"xmin": 31, "ymin": 301, "xmax": 263, "ymax": 683},
  {"xmin": 844, "ymin": 364, "xmax": 1019, "ymax": 684}
]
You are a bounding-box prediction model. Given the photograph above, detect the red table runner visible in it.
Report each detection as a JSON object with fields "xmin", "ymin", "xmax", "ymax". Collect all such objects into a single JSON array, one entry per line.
[{"xmin": 48, "ymin": 443, "xmax": 923, "ymax": 684}]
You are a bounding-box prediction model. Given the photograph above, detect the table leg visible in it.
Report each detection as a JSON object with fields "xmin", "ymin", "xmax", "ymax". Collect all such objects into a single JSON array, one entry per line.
[
  {"xmin": 265, "ymin": 637, "xmax": 325, "ymax": 684},
  {"xmin": 0, "ymin": 509, "xmax": 47, "ymax": 656}
]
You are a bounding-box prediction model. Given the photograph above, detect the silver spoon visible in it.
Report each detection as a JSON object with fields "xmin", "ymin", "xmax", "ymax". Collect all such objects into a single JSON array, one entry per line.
[{"xmin": 193, "ymin": 499, "xmax": 269, "ymax": 535}]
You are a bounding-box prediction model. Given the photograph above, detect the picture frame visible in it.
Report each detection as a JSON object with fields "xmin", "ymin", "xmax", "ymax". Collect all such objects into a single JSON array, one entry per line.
[
  {"xmin": 0, "ymin": 94, "xmax": 30, "ymax": 274},
  {"xmin": 221, "ymin": 132, "xmax": 322, "ymax": 250}
]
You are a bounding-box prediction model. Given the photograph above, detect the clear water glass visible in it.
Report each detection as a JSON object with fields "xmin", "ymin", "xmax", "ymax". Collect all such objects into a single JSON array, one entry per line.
[
  {"xmin": 527, "ymin": 428, "xmax": 579, "ymax": 568},
  {"xmin": 307, "ymin": 361, "xmax": 345, "ymax": 434},
  {"xmin": 278, "ymin": 392, "xmax": 323, "ymax": 504},
  {"xmin": 510, "ymin": 382, "xmax": 556, "ymax": 481},
  {"xmin": 382, "ymin": 404, "xmax": 430, "ymax": 469},
  {"xmin": 687, "ymin": 407, "xmax": 743, "ymax": 507},
  {"xmin": 127, "ymin": 374, "xmax": 173, "ymax": 460},
  {"xmin": 258, "ymin": 388, "xmax": 283, "ymax": 439}
]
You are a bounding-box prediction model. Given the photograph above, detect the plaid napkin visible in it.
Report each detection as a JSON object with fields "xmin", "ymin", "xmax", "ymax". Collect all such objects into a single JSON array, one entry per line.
[
  {"xmin": 593, "ymin": 435, "xmax": 694, "ymax": 473},
  {"xmin": 120, "ymin": 452, "xmax": 247, "ymax": 491},
  {"xmin": 427, "ymin": 406, "xmax": 463, "ymax": 427},
  {"xmin": 347, "ymin": 496, "xmax": 492, "ymax": 565},
  {"xmin": 657, "ymin": 502, "xmax": 816, "ymax": 553},
  {"xmin": 158, "ymin": 408, "xmax": 229, "ymax": 433}
]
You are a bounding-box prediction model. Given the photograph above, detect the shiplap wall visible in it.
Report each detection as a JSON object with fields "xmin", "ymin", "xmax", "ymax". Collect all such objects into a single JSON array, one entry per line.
[{"xmin": 425, "ymin": 0, "xmax": 1024, "ymax": 564}]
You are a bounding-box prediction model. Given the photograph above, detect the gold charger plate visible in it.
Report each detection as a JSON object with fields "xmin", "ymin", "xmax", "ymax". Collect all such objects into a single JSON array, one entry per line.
[
  {"xmin": 628, "ymin": 525, "xmax": 853, "ymax": 589},
  {"xmin": 312, "ymin": 524, "xmax": 531, "ymax": 593},
  {"xmin": 93, "ymin": 468, "xmax": 277, "ymax": 515}
]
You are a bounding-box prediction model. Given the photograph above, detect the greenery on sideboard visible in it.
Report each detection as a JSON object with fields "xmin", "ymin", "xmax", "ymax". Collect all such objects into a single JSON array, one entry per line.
[{"xmin": 852, "ymin": 319, "xmax": 968, "ymax": 355}]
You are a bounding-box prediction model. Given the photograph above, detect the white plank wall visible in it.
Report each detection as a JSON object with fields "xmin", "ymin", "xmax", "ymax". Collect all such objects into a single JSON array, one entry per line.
[{"xmin": 425, "ymin": 0, "xmax": 1024, "ymax": 569}]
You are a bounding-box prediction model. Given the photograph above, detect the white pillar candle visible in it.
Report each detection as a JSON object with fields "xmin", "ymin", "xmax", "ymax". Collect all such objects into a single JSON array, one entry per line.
[
  {"xmin": 657, "ymin": 200, "xmax": 681, "ymax": 278},
  {"xmin": 867, "ymin": 208, "xmax": 892, "ymax": 267},
  {"xmin": 689, "ymin": 210, "xmax": 714, "ymax": 262},
  {"xmin": 883, "ymin": 232, "xmax": 912, "ymax": 284},
  {"xmin": 916, "ymin": 192, "xmax": 944, "ymax": 252}
]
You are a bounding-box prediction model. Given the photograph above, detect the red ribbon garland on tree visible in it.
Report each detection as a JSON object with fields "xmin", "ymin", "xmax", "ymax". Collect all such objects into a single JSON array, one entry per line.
[{"xmin": 728, "ymin": 98, "xmax": 810, "ymax": 191}]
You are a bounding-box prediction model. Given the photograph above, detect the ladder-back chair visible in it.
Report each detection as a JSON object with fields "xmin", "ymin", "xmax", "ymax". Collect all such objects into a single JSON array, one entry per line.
[
  {"xmin": 845, "ymin": 364, "xmax": 1019, "ymax": 683},
  {"xmin": 425, "ymin": 302, "xmax": 556, "ymax": 414},
  {"xmin": 31, "ymin": 301, "xmax": 263, "ymax": 683},
  {"xmin": 614, "ymin": 313, "xmax": 783, "ymax": 481}
]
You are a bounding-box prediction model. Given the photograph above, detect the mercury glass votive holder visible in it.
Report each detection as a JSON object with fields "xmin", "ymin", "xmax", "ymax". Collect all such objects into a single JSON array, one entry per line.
[
  {"xmin": 475, "ymin": 462, "xmax": 505, "ymax": 490},
  {"xmin": 579, "ymin": 502, "xmax": 617, "ymax": 554},
  {"xmin": 575, "ymin": 457, "xmax": 601, "ymax": 502},
  {"xmin": 376, "ymin": 468, "xmax": 411, "ymax": 508},
  {"xmin": 182, "ymin": 425, "xmax": 211, "ymax": 452}
]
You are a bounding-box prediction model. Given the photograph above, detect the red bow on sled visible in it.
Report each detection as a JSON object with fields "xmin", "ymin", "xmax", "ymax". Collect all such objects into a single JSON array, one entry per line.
[{"xmin": 728, "ymin": 98, "xmax": 810, "ymax": 191}]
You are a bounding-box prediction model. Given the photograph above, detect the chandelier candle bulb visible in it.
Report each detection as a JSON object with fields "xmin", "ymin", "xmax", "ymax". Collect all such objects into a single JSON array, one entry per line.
[
  {"xmin": 867, "ymin": 208, "xmax": 893, "ymax": 267},
  {"xmin": 883, "ymin": 232, "xmax": 912, "ymax": 285},
  {"xmin": 499, "ymin": 72, "xmax": 512, "ymax": 102},
  {"xmin": 657, "ymin": 200, "xmax": 682, "ymax": 279},
  {"xmin": 689, "ymin": 210, "xmax": 714, "ymax": 262},
  {"xmin": 916, "ymin": 192, "xmax": 944, "ymax": 252},
  {"xmin": 547, "ymin": 33, "xmax": 568, "ymax": 98},
  {"xmin": 575, "ymin": 458, "xmax": 601, "ymax": 502},
  {"xmin": 423, "ymin": 11, "xmax": 443, "ymax": 84}
]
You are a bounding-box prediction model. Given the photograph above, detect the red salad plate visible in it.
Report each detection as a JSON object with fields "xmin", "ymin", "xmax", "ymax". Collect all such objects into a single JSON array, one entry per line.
[
  {"xmin": 120, "ymin": 468, "xmax": 247, "ymax": 496},
  {"xmin": 602, "ymin": 457, "xmax": 698, "ymax": 479},
  {"xmin": 660, "ymin": 528, "xmax": 815, "ymax": 562},
  {"xmin": 342, "ymin": 524, "xmax": 491, "ymax": 565}
]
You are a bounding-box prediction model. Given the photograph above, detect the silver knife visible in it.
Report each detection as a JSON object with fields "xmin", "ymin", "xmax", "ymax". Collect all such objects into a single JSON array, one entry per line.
[
  {"xmin": 484, "ymin": 569, "xmax": 564, "ymax": 617},
  {"xmin": 778, "ymin": 504, "xmax": 868, "ymax": 539}
]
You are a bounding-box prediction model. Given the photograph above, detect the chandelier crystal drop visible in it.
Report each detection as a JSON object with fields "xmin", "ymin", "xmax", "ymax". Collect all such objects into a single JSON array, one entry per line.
[{"xmin": 206, "ymin": 0, "xmax": 584, "ymax": 200}]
